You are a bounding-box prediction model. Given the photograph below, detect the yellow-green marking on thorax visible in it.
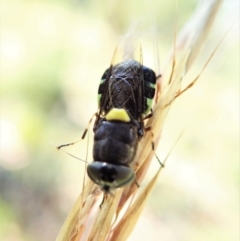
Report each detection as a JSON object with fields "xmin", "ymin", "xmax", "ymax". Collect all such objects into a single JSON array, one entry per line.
[{"xmin": 106, "ymin": 108, "xmax": 130, "ymax": 122}]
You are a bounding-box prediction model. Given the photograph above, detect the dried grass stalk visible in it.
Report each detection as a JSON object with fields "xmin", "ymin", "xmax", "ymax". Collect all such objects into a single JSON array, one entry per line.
[{"xmin": 56, "ymin": 1, "xmax": 223, "ymax": 240}]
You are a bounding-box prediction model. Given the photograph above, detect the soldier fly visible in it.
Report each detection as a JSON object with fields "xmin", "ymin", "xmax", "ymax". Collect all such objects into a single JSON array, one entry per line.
[
  {"xmin": 87, "ymin": 43, "xmax": 159, "ymax": 194},
  {"xmin": 57, "ymin": 42, "xmax": 159, "ymax": 196}
]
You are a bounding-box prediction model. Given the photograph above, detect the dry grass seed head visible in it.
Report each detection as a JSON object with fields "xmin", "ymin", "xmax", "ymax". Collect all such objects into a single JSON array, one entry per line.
[{"xmin": 56, "ymin": 1, "xmax": 224, "ymax": 240}]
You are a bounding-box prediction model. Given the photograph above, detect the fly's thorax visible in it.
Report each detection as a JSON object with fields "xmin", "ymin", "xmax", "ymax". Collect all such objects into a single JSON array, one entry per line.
[{"xmin": 93, "ymin": 109, "xmax": 139, "ymax": 166}]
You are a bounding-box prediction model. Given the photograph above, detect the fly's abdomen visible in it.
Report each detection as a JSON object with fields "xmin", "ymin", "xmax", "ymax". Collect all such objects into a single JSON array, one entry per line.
[
  {"xmin": 98, "ymin": 61, "xmax": 157, "ymax": 120},
  {"xmin": 143, "ymin": 66, "xmax": 157, "ymax": 114}
]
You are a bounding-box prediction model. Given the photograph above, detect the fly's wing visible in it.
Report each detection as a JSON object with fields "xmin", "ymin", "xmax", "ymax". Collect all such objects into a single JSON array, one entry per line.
[
  {"xmin": 112, "ymin": 37, "xmax": 143, "ymax": 65},
  {"xmin": 111, "ymin": 38, "xmax": 157, "ymax": 120},
  {"xmin": 105, "ymin": 38, "xmax": 145, "ymax": 121}
]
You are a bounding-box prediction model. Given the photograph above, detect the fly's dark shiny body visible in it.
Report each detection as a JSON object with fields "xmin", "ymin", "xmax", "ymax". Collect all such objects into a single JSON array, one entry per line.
[
  {"xmin": 88, "ymin": 52, "xmax": 157, "ymax": 194},
  {"xmin": 93, "ymin": 119, "xmax": 138, "ymax": 166}
]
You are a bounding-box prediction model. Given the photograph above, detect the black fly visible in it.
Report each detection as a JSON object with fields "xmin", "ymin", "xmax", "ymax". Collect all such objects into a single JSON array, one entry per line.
[{"xmin": 88, "ymin": 42, "xmax": 158, "ymax": 195}]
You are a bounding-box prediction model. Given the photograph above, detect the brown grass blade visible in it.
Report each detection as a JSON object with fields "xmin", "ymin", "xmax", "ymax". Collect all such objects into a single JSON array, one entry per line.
[
  {"xmin": 55, "ymin": 192, "xmax": 83, "ymax": 241},
  {"xmin": 56, "ymin": 181, "xmax": 103, "ymax": 241},
  {"xmin": 110, "ymin": 128, "xmax": 184, "ymax": 241},
  {"xmin": 110, "ymin": 167, "xmax": 162, "ymax": 241},
  {"xmin": 184, "ymin": 0, "xmax": 223, "ymax": 70},
  {"xmin": 88, "ymin": 190, "xmax": 123, "ymax": 241},
  {"xmin": 162, "ymin": 0, "xmax": 223, "ymax": 80}
]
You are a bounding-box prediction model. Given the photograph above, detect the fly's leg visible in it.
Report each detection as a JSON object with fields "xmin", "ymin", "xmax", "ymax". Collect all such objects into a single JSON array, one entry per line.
[
  {"xmin": 134, "ymin": 178, "xmax": 140, "ymax": 188},
  {"xmin": 145, "ymin": 126, "xmax": 164, "ymax": 167},
  {"xmin": 136, "ymin": 109, "xmax": 153, "ymax": 137},
  {"xmin": 99, "ymin": 194, "xmax": 107, "ymax": 209},
  {"xmin": 57, "ymin": 112, "xmax": 98, "ymax": 150},
  {"xmin": 57, "ymin": 140, "xmax": 81, "ymax": 150},
  {"xmin": 81, "ymin": 112, "xmax": 99, "ymax": 139},
  {"xmin": 99, "ymin": 191, "xmax": 113, "ymax": 209},
  {"xmin": 143, "ymin": 109, "xmax": 153, "ymax": 120},
  {"xmin": 143, "ymin": 109, "xmax": 164, "ymax": 167}
]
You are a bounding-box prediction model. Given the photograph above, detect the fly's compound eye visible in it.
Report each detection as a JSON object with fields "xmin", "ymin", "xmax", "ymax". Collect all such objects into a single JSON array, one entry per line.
[{"xmin": 87, "ymin": 162, "xmax": 135, "ymax": 190}]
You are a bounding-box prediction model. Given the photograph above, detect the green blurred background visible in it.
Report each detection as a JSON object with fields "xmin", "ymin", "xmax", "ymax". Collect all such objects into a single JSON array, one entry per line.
[{"xmin": 0, "ymin": 0, "xmax": 239, "ymax": 240}]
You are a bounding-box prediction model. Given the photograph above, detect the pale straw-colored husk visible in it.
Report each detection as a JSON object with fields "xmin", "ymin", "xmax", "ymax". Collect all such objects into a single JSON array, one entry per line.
[{"xmin": 56, "ymin": 1, "xmax": 223, "ymax": 240}]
